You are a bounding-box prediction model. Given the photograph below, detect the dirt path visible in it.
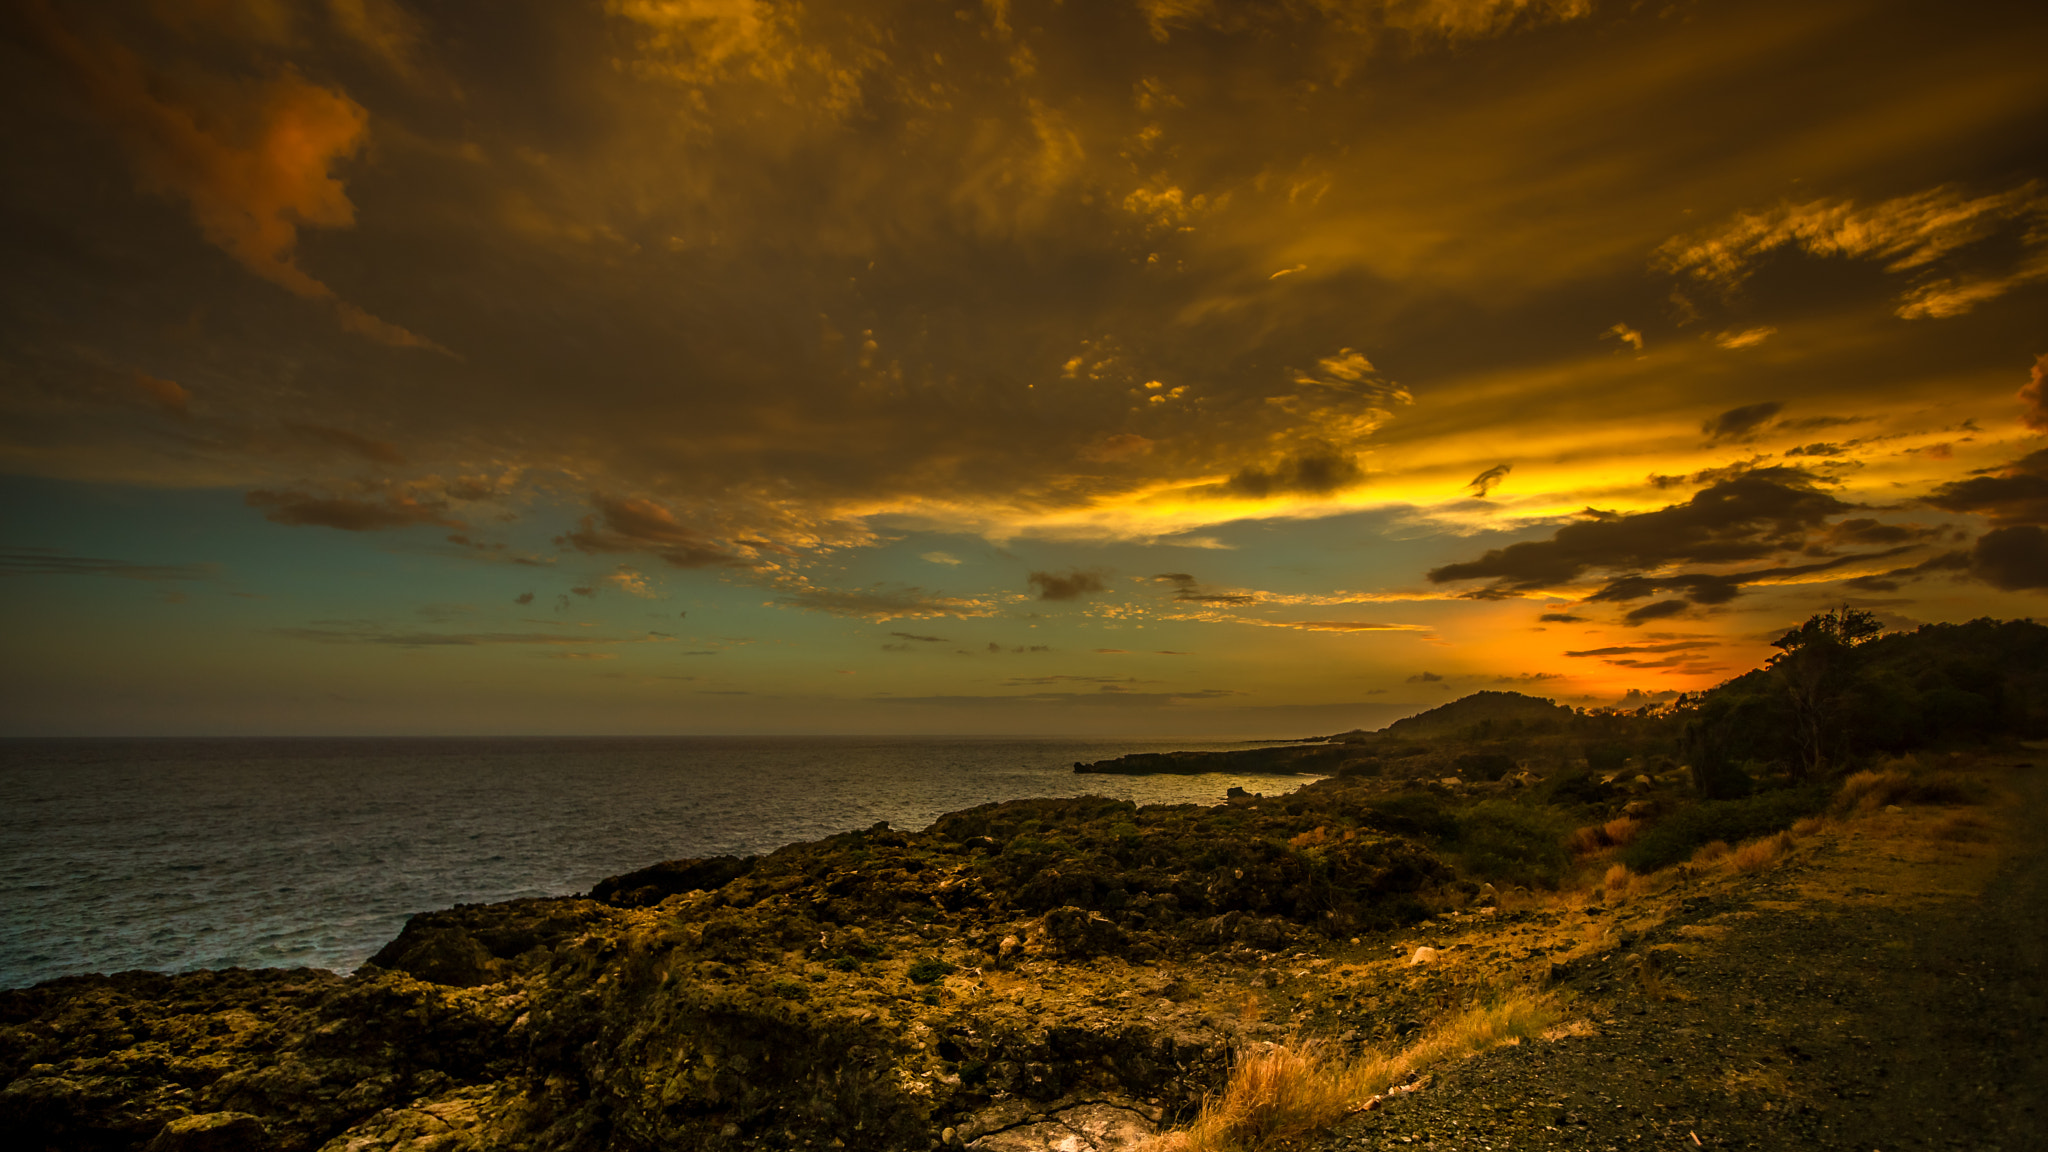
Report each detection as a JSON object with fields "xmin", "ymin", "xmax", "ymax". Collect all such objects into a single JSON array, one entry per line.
[{"xmin": 1313, "ymin": 761, "xmax": 2047, "ymax": 1152}]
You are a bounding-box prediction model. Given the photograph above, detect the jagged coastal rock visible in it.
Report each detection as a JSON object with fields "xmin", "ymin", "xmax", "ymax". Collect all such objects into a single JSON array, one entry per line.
[{"xmin": 1, "ymin": 785, "xmax": 1465, "ymax": 1152}]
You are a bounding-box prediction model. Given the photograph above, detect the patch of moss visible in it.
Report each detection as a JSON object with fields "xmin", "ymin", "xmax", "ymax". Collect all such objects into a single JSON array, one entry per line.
[{"xmin": 906, "ymin": 956, "xmax": 955, "ymax": 985}]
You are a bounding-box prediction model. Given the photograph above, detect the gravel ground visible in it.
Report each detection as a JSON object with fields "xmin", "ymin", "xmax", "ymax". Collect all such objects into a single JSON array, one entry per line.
[{"xmin": 1315, "ymin": 763, "xmax": 2047, "ymax": 1152}]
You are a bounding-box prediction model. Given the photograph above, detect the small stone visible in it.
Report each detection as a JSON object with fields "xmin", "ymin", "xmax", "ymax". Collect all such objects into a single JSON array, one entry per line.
[
  {"xmin": 1409, "ymin": 947, "xmax": 1438, "ymax": 966},
  {"xmin": 941, "ymin": 1127, "xmax": 956, "ymax": 1145}
]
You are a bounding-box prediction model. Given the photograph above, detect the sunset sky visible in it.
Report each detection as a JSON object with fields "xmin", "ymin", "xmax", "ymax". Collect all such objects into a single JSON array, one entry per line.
[{"xmin": 2, "ymin": 0, "xmax": 2044, "ymax": 736}]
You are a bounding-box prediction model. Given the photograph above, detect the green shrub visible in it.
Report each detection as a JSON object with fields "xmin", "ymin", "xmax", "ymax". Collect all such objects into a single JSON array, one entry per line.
[
  {"xmin": 1454, "ymin": 752, "xmax": 1518, "ymax": 781},
  {"xmin": 1584, "ymin": 744, "xmax": 1629, "ymax": 776},
  {"xmin": 1364, "ymin": 793, "xmax": 1458, "ymax": 842},
  {"xmin": 1542, "ymin": 769, "xmax": 1609, "ymax": 807},
  {"xmin": 906, "ymin": 956, "xmax": 956, "ymax": 985},
  {"xmin": 1622, "ymin": 786, "xmax": 1828, "ymax": 873},
  {"xmin": 1454, "ymin": 800, "xmax": 1571, "ymax": 888},
  {"xmin": 769, "ymin": 979, "xmax": 811, "ymax": 1001}
]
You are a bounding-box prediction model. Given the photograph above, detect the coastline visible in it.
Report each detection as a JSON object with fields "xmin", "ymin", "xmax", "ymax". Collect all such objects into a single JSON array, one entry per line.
[{"xmin": 4, "ymin": 745, "xmax": 2039, "ymax": 1152}]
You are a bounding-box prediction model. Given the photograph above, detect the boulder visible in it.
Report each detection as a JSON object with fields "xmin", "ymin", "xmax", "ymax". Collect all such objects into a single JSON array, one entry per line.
[
  {"xmin": 1024, "ymin": 907, "xmax": 1131, "ymax": 959},
  {"xmin": 143, "ymin": 1113, "xmax": 270, "ymax": 1152}
]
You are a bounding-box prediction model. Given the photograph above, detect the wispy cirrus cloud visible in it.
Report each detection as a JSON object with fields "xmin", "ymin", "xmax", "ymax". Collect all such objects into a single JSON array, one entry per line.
[
  {"xmin": 0, "ymin": 547, "xmax": 217, "ymax": 582},
  {"xmin": 773, "ymin": 582, "xmax": 1002, "ymax": 621},
  {"xmin": 276, "ymin": 625, "xmax": 672, "ymax": 649},
  {"xmin": 1658, "ymin": 181, "xmax": 2048, "ymax": 319}
]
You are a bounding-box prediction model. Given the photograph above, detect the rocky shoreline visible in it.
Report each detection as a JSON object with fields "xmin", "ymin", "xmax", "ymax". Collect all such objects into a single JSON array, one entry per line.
[
  {"xmin": 1, "ymin": 773, "xmax": 1465, "ymax": 1152},
  {"xmin": 7, "ymin": 623, "xmax": 2044, "ymax": 1152},
  {"xmin": 4, "ymin": 749, "xmax": 2037, "ymax": 1152}
]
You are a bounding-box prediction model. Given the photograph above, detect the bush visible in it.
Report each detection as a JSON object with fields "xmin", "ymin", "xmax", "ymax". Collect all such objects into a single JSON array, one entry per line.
[
  {"xmin": 1364, "ymin": 793, "xmax": 1458, "ymax": 842},
  {"xmin": 1454, "ymin": 752, "xmax": 1518, "ymax": 781},
  {"xmin": 1454, "ymin": 801, "xmax": 1571, "ymax": 889},
  {"xmin": 906, "ymin": 956, "xmax": 956, "ymax": 985},
  {"xmin": 1542, "ymin": 769, "xmax": 1609, "ymax": 807},
  {"xmin": 1622, "ymin": 786, "xmax": 1827, "ymax": 873},
  {"xmin": 1584, "ymin": 744, "xmax": 1629, "ymax": 776}
]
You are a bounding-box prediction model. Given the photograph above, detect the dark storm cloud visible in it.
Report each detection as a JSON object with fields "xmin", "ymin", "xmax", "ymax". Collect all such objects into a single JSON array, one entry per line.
[
  {"xmin": 558, "ymin": 496, "xmax": 753, "ymax": 569},
  {"xmin": 1213, "ymin": 446, "xmax": 1365, "ymax": 500},
  {"xmin": 1622, "ymin": 599, "xmax": 1691, "ymax": 625},
  {"xmin": 3, "ymin": 0, "xmax": 2046, "ymax": 609},
  {"xmin": 1586, "ymin": 573, "xmax": 1744, "ymax": 606},
  {"xmin": 1971, "ymin": 526, "xmax": 2048, "ymax": 591},
  {"xmin": 1538, "ymin": 612, "xmax": 1587, "ymax": 623},
  {"xmin": 1151, "ymin": 573, "xmax": 1256, "ymax": 605},
  {"xmin": 1464, "ymin": 463, "xmax": 1512, "ymax": 498},
  {"xmin": 1028, "ymin": 570, "xmax": 1108, "ymax": 601},
  {"xmin": 1427, "ymin": 470, "xmax": 1853, "ymax": 595},
  {"xmin": 1582, "ymin": 548, "xmax": 1918, "ymax": 607},
  {"xmin": 1925, "ymin": 450, "xmax": 2048, "ymax": 527},
  {"xmin": 1825, "ymin": 518, "xmax": 1938, "ymax": 547},
  {"xmin": 1841, "ymin": 550, "xmax": 1971, "ymax": 593},
  {"xmin": 0, "ymin": 546, "xmax": 216, "ymax": 582},
  {"xmin": 245, "ymin": 489, "xmax": 459, "ymax": 531},
  {"xmin": 1701, "ymin": 403, "xmax": 1783, "ymax": 443},
  {"xmin": 1565, "ymin": 642, "xmax": 1715, "ymax": 657}
]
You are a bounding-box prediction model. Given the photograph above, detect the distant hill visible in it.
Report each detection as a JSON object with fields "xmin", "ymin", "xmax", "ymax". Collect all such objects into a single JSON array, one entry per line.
[{"xmin": 1332, "ymin": 690, "xmax": 1575, "ymax": 743}]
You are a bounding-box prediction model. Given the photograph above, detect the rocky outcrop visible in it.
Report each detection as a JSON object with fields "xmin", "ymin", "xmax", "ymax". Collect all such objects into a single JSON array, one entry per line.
[{"xmin": 0, "ymin": 779, "xmax": 1472, "ymax": 1152}]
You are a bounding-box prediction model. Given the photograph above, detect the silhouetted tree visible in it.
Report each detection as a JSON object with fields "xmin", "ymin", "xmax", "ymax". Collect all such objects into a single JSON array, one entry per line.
[{"xmin": 1768, "ymin": 607, "xmax": 1883, "ymax": 776}]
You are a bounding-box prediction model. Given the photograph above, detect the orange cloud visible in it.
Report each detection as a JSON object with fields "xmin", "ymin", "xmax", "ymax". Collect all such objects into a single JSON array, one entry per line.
[
  {"xmin": 2022, "ymin": 353, "xmax": 2048, "ymax": 434},
  {"xmin": 17, "ymin": 0, "xmax": 436, "ymax": 349},
  {"xmin": 133, "ymin": 372, "xmax": 191, "ymax": 416}
]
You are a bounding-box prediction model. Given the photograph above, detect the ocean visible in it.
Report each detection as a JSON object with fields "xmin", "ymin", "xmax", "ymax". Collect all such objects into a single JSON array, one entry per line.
[{"xmin": 0, "ymin": 736, "xmax": 1311, "ymax": 989}]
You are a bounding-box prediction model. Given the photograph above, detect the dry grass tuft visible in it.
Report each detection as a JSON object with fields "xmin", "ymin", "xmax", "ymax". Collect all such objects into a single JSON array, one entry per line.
[
  {"xmin": 1689, "ymin": 840, "xmax": 1731, "ymax": 865},
  {"xmin": 1153, "ymin": 992, "xmax": 1559, "ymax": 1152},
  {"xmin": 1599, "ymin": 862, "xmax": 1654, "ymax": 900},
  {"xmin": 1570, "ymin": 817, "xmax": 1643, "ymax": 857},
  {"xmin": 1288, "ymin": 826, "xmax": 1330, "ymax": 849},
  {"xmin": 1727, "ymin": 831, "xmax": 1795, "ymax": 873},
  {"xmin": 1835, "ymin": 769, "xmax": 1912, "ymax": 813},
  {"xmin": 1835, "ymin": 767, "xmax": 1989, "ymax": 815}
]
